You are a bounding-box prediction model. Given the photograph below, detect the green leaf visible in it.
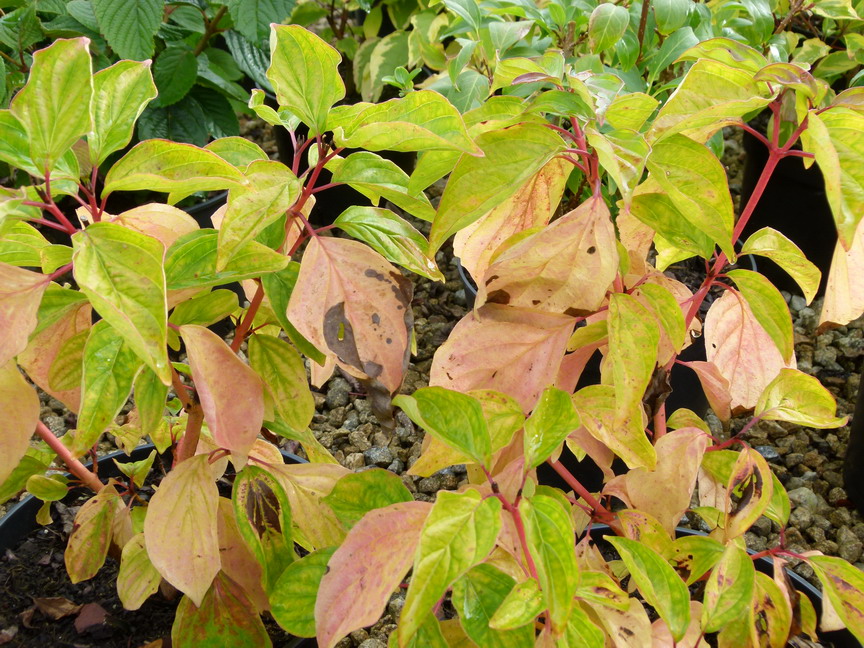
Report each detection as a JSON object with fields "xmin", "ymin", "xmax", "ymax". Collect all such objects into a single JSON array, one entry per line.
[
  {"xmin": 9, "ymin": 37, "xmax": 92, "ymax": 173},
  {"xmin": 646, "ymin": 134, "xmax": 736, "ymax": 259},
  {"xmin": 629, "ymin": 192, "xmax": 715, "ymax": 259},
  {"xmin": 153, "ymin": 44, "xmax": 198, "ymax": 107},
  {"xmin": 133, "ymin": 366, "xmax": 168, "ymax": 436},
  {"xmin": 169, "ymin": 289, "xmax": 238, "ymax": 330},
  {"xmin": 562, "ymin": 604, "xmax": 606, "ymax": 648},
  {"xmin": 248, "ymin": 334, "xmax": 315, "ymax": 435},
  {"xmin": 204, "ymin": 136, "xmax": 268, "ymax": 170},
  {"xmin": 330, "ymin": 152, "xmax": 436, "ymax": 222},
  {"xmin": 64, "ymin": 485, "xmax": 119, "ymax": 583},
  {"xmin": 267, "ymin": 24, "xmax": 344, "ymax": 134},
  {"xmin": 393, "ymin": 387, "xmax": 492, "ymax": 468},
  {"xmin": 72, "ymin": 222, "xmax": 169, "ymax": 385},
  {"xmin": 189, "ymin": 87, "xmax": 240, "ymax": 139},
  {"xmin": 452, "ymin": 564, "xmax": 534, "ymax": 648},
  {"xmin": 587, "ymin": 128, "xmax": 650, "ymax": 205},
  {"xmin": 573, "ymin": 570, "xmax": 629, "ymax": 610},
  {"xmin": 634, "ymin": 282, "xmax": 687, "ymax": 356},
  {"xmin": 334, "ymin": 206, "xmax": 442, "ymax": 281},
  {"xmin": 137, "ymin": 97, "xmax": 209, "ymax": 147},
  {"xmin": 117, "ymin": 534, "xmax": 161, "ymax": 611},
  {"xmin": 605, "ymin": 92, "xmax": 660, "ymax": 131},
  {"xmin": 92, "ymin": 0, "xmax": 161, "ymax": 60},
  {"xmin": 727, "ymin": 270, "xmax": 794, "ymax": 362},
  {"xmin": 606, "ymin": 537, "xmax": 691, "ymax": 641},
  {"xmin": 113, "ymin": 449, "xmax": 156, "ymax": 486},
  {"xmin": 232, "ymin": 465, "xmax": 295, "ymax": 594},
  {"xmin": 228, "ymin": 0, "xmax": 296, "ymax": 43},
  {"xmin": 471, "ymin": 390, "xmax": 525, "ymax": 453},
  {"xmin": 670, "ymin": 534, "xmax": 725, "ymax": 585},
  {"xmin": 589, "ymin": 3, "xmax": 629, "ymax": 53},
  {"xmin": 519, "ymin": 494, "xmax": 578, "ymax": 632},
  {"xmin": 0, "ymin": 110, "xmax": 79, "ymax": 181},
  {"xmin": 105, "ymin": 140, "xmax": 246, "ymax": 196},
  {"xmin": 701, "ymin": 545, "xmax": 756, "ymax": 633},
  {"xmin": 808, "ymin": 555, "xmax": 864, "ymax": 643},
  {"xmin": 399, "ymin": 490, "xmax": 501, "ymax": 646},
  {"xmin": 739, "ymin": 227, "xmax": 821, "ymax": 303},
  {"xmin": 429, "ymin": 123, "xmax": 564, "ymax": 254},
  {"xmin": 247, "ymin": 88, "xmax": 300, "ymax": 130},
  {"xmin": 654, "ymin": 0, "xmax": 690, "ymax": 34},
  {"xmin": 646, "ymin": 27, "xmax": 699, "ymax": 85},
  {"xmin": 323, "ymin": 470, "xmax": 412, "ymax": 529},
  {"xmin": 75, "ymin": 320, "xmax": 143, "ymax": 453},
  {"xmin": 676, "ymin": 37, "xmax": 767, "ymax": 74},
  {"xmin": 271, "ymin": 547, "xmax": 336, "ymax": 637},
  {"xmin": 488, "ymin": 578, "xmax": 543, "ymax": 630},
  {"xmin": 89, "ymin": 59, "xmax": 158, "ymax": 166},
  {"xmin": 329, "ymin": 90, "xmax": 479, "ymax": 155},
  {"xmin": 524, "ymin": 386, "xmax": 581, "ymax": 469},
  {"xmin": 0, "ymin": 221, "xmax": 49, "ymax": 267},
  {"xmin": 755, "ymin": 368, "xmax": 847, "ymax": 428},
  {"xmin": 26, "ymin": 474, "xmax": 67, "ymax": 501}
]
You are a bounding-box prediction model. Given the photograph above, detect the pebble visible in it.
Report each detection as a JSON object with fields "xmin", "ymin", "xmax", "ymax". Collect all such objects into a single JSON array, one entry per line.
[
  {"xmin": 837, "ymin": 527, "xmax": 864, "ymax": 563},
  {"xmin": 44, "ymin": 415, "xmax": 65, "ymax": 436},
  {"xmin": 787, "ymin": 487, "xmax": 822, "ymax": 511},
  {"xmin": 754, "ymin": 446, "xmax": 780, "ymax": 461},
  {"xmin": 364, "ymin": 447, "xmax": 394, "ymax": 467},
  {"xmin": 326, "ymin": 378, "xmax": 352, "ymax": 408},
  {"xmin": 789, "ymin": 295, "xmax": 807, "ymax": 312},
  {"xmin": 344, "ymin": 453, "xmax": 365, "ymax": 470},
  {"xmin": 417, "ymin": 476, "xmax": 442, "ymax": 493}
]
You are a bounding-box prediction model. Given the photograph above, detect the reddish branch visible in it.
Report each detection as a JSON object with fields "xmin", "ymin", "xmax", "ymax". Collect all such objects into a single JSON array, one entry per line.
[{"xmin": 34, "ymin": 420, "xmax": 104, "ymax": 493}]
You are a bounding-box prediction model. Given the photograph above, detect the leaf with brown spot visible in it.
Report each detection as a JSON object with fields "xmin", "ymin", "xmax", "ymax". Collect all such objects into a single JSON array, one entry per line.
[
  {"xmin": 315, "ymin": 501, "xmax": 432, "ymax": 648},
  {"xmin": 701, "ymin": 544, "xmax": 755, "ymax": 633},
  {"xmin": 725, "ymin": 447, "xmax": 774, "ymax": 540},
  {"xmin": 0, "ymin": 263, "xmax": 50, "ymax": 366},
  {"xmin": 287, "ymin": 238, "xmax": 413, "ymax": 427},
  {"xmin": 477, "ymin": 196, "xmax": 618, "ymax": 314},
  {"xmin": 753, "ymin": 571, "xmax": 793, "ymax": 648},
  {"xmin": 808, "ymin": 555, "xmax": 864, "ymax": 643},
  {"xmin": 430, "ymin": 303, "xmax": 576, "ymax": 412},
  {"xmin": 588, "ymin": 599, "xmax": 652, "ymax": 648}
]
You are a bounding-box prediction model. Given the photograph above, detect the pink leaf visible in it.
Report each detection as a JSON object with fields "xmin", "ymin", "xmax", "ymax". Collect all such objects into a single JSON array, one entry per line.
[
  {"xmin": 431, "ymin": 304, "xmax": 576, "ymax": 413},
  {"xmin": 315, "ymin": 501, "xmax": 432, "ymax": 648},
  {"xmin": 0, "ymin": 361, "xmax": 39, "ymax": 486},
  {"xmin": 180, "ymin": 325, "xmax": 264, "ymax": 466},
  {"xmin": 110, "ymin": 204, "xmax": 198, "ymax": 251},
  {"xmin": 0, "ymin": 263, "xmax": 50, "ymax": 366},
  {"xmin": 819, "ymin": 218, "xmax": 864, "ymax": 332},
  {"xmin": 678, "ymin": 360, "xmax": 732, "ymax": 421}
]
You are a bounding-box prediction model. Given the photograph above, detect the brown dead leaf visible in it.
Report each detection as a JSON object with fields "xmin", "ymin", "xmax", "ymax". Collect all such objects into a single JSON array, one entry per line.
[
  {"xmin": 32, "ymin": 597, "xmax": 82, "ymax": 620},
  {"xmin": 0, "ymin": 626, "xmax": 17, "ymax": 645}
]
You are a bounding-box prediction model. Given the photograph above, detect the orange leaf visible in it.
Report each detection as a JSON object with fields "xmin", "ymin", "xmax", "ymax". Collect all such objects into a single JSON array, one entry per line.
[
  {"xmin": 315, "ymin": 501, "xmax": 432, "ymax": 648},
  {"xmin": 0, "ymin": 360, "xmax": 40, "ymax": 485},
  {"xmin": 110, "ymin": 203, "xmax": 198, "ymax": 251},
  {"xmin": 678, "ymin": 360, "xmax": 732, "ymax": 421},
  {"xmin": 180, "ymin": 325, "xmax": 265, "ymax": 467},
  {"xmin": 0, "ymin": 263, "xmax": 50, "ymax": 366},
  {"xmin": 430, "ymin": 304, "xmax": 576, "ymax": 412}
]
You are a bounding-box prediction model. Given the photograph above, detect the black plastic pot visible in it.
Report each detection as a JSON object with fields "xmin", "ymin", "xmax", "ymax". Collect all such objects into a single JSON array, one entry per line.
[{"xmin": 588, "ymin": 524, "xmax": 861, "ymax": 648}]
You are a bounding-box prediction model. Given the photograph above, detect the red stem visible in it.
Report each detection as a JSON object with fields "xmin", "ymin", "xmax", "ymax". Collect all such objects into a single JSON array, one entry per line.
[
  {"xmin": 493, "ymin": 492, "xmax": 540, "ymax": 581},
  {"xmin": 34, "ymin": 420, "xmax": 104, "ymax": 492},
  {"xmin": 174, "ymin": 405, "xmax": 204, "ymax": 465},
  {"xmin": 547, "ymin": 460, "xmax": 617, "ymax": 525},
  {"xmin": 230, "ymin": 281, "xmax": 265, "ymax": 353}
]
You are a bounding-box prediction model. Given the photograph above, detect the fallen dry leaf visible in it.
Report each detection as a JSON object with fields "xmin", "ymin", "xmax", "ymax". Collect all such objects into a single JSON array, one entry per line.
[
  {"xmin": 32, "ymin": 596, "xmax": 82, "ymax": 620},
  {"xmin": 0, "ymin": 625, "xmax": 17, "ymax": 644}
]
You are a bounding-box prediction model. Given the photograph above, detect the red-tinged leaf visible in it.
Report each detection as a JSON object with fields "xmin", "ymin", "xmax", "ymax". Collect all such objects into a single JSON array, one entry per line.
[
  {"xmin": 117, "ymin": 533, "xmax": 162, "ymax": 611},
  {"xmin": 216, "ymin": 498, "xmax": 268, "ymax": 613},
  {"xmin": 0, "ymin": 263, "xmax": 50, "ymax": 366},
  {"xmin": 808, "ymin": 554, "xmax": 864, "ymax": 643},
  {"xmin": 589, "ymin": 598, "xmax": 653, "ymax": 648},
  {"xmin": 819, "ymin": 217, "xmax": 864, "ymax": 331},
  {"xmin": 0, "ymin": 361, "xmax": 39, "ymax": 486},
  {"xmin": 430, "ymin": 303, "xmax": 576, "ymax": 413},
  {"xmin": 180, "ymin": 325, "xmax": 265, "ymax": 467},
  {"xmin": 110, "ymin": 203, "xmax": 199, "ymax": 250},
  {"xmin": 64, "ymin": 485, "xmax": 121, "ymax": 583},
  {"xmin": 287, "ymin": 237, "xmax": 413, "ymax": 427},
  {"xmin": 74, "ymin": 602, "xmax": 107, "ymax": 634},
  {"xmin": 678, "ymin": 360, "xmax": 732, "ymax": 421},
  {"xmin": 604, "ymin": 428, "xmax": 710, "ymax": 535},
  {"xmin": 454, "ymin": 158, "xmax": 570, "ymax": 284},
  {"xmin": 652, "ymin": 602, "xmax": 710, "ymax": 648},
  {"xmin": 144, "ymin": 455, "xmax": 220, "ymax": 606},
  {"xmin": 478, "ymin": 196, "xmax": 618, "ymax": 314},
  {"xmin": 704, "ymin": 290, "xmax": 792, "ymax": 412},
  {"xmin": 725, "ymin": 447, "xmax": 774, "ymax": 540},
  {"xmin": 701, "ymin": 544, "xmax": 755, "ymax": 633},
  {"xmin": 171, "ymin": 572, "xmax": 271, "ymax": 648},
  {"xmin": 315, "ymin": 501, "xmax": 432, "ymax": 648},
  {"xmin": 17, "ymin": 288, "xmax": 90, "ymax": 413}
]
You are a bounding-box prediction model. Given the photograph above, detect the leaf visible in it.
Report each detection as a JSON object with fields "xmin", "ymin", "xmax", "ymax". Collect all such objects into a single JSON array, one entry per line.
[
  {"xmin": 0, "ymin": 360, "xmax": 39, "ymax": 486},
  {"xmin": 0, "ymin": 221, "xmax": 48, "ymax": 267},
  {"xmin": 646, "ymin": 134, "xmax": 736, "ymax": 259},
  {"xmin": 429, "ymin": 123, "xmax": 565, "ymax": 254},
  {"xmin": 431, "ymin": 304, "xmax": 575, "ymax": 413},
  {"xmin": 109, "ymin": 204, "xmax": 197, "ymax": 253},
  {"xmin": 678, "ymin": 361, "xmax": 732, "ymax": 421},
  {"xmin": 270, "ymin": 547, "xmax": 336, "ymax": 637},
  {"xmin": 704, "ymin": 290, "xmax": 790, "ymax": 412},
  {"xmin": 144, "ymin": 454, "xmax": 219, "ymax": 606},
  {"xmin": 479, "ymin": 196, "xmax": 618, "ymax": 315},
  {"xmin": 562, "ymin": 604, "xmax": 606, "ymax": 647},
  {"xmin": 329, "ymin": 90, "xmax": 478, "ymax": 155},
  {"xmin": 807, "ymin": 108, "xmax": 864, "ymax": 250},
  {"xmin": 228, "ymin": 0, "xmax": 296, "ymax": 43},
  {"xmin": 701, "ymin": 545, "xmax": 755, "ymax": 633},
  {"xmin": 104, "ymin": 140, "xmax": 246, "ymax": 197},
  {"xmin": 725, "ymin": 447, "xmax": 774, "ymax": 539},
  {"xmin": 72, "ymin": 222, "xmax": 169, "ymax": 385},
  {"xmin": 258, "ymin": 263, "xmax": 325, "ymax": 365},
  {"xmin": 323, "ymin": 470, "xmax": 412, "ymax": 529},
  {"xmin": 589, "ymin": 3, "xmax": 629, "ymax": 53},
  {"xmin": 75, "ymin": 321, "xmax": 143, "ymax": 453},
  {"xmin": 587, "ymin": 128, "xmax": 650, "ymax": 205},
  {"xmin": 519, "ymin": 494, "xmax": 578, "ymax": 632},
  {"xmin": 65, "ymin": 485, "xmax": 120, "ymax": 583},
  {"xmin": 819, "ymin": 217, "xmax": 864, "ymax": 330},
  {"xmin": 330, "ymin": 152, "xmax": 436, "ymax": 222},
  {"xmin": 181, "ymin": 325, "xmax": 264, "ymax": 466},
  {"xmin": 334, "ymin": 207, "xmax": 442, "ymax": 281},
  {"xmin": 88, "ymin": 60, "xmax": 157, "ymax": 166},
  {"xmin": 628, "ymin": 192, "xmax": 715, "ymax": 260},
  {"xmin": 607, "ymin": 537, "xmax": 690, "ymax": 641},
  {"xmin": 606, "ymin": 93, "xmax": 660, "ymax": 131},
  {"xmin": 727, "ymin": 269, "xmax": 794, "ymax": 362},
  {"xmin": 489, "ymin": 578, "xmax": 544, "ymax": 629},
  {"xmin": 524, "ymin": 386, "xmax": 581, "ymax": 469},
  {"xmin": 204, "ymin": 136, "xmax": 268, "ymax": 170},
  {"xmin": 654, "ymin": 0, "xmax": 690, "ymax": 34},
  {"xmin": 808, "ymin": 555, "xmax": 864, "ymax": 643},
  {"xmin": 573, "ymin": 571, "xmax": 629, "ymax": 610},
  {"xmin": 92, "ymin": 0, "xmax": 161, "ymax": 60},
  {"xmin": 739, "ymin": 228, "xmax": 821, "ymax": 304},
  {"xmin": 287, "ymin": 237, "xmax": 413, "ymax": 421},
  {"xmin": 248, "ymin": 334, "xmax": 314, "ymax": 434},
  {"xmin": 171, "ymin": 572, "xmax": 272, "ymax": 648},
  {"xmin": 137, "ymin": 97, "xmax": 209, "ymax": 147},
  {"xmin": 117, "ymin": 533, "xmax": 162, "ymax": 610},
  {"xmin": 452, "ymin": 564, "xmax": 534, "ymax": 648},
  {"xmin": 9, "ymin": 37, "xmax": 92, "ymax": 173},
  {"xmin": 0, "ymin": 263, "xmax": 50, "ymax": 367},
  {"xmin": 153, "ymin": 45, "xmax": 197, "ymax": 107},
  {"xmin": 315, "ymin": 501, "xmax": 432, "ymax": 648},
  {"xmin": 755, "ymin": 368, "xmax": 847, "ymax": 428},
  {"xmin": 165, "ymin": 230, "xmax": 288, "ymax": 291},
  {"xmin": 399, "ymin": 491, "xmax": 501, "ymax": 645},
  {"xmin": 267, "ymin": 24, "xmax": 344, "ymax": 133}
]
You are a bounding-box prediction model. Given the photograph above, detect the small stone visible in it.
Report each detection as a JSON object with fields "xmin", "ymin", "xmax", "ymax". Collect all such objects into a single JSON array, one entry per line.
[
  {"xmin": 828, "ymin": 487, "xmax": 848, "ymax": 505},
  {"xmin": 787, "ymin": 487, "xmax": 821, "ymax": 511},
  {"xmin": 798, "ymin": 307, "xmax": 819, "ymax": 331},
  {"xmin": 837, "ymin": 336, "xmax": 864, "ymax": 358},
  {"xmin": 326, "ymin": 378, "xmax": 352, "ymax": 408},
  {"xmin": 417, "ymin": 476, "xmax": 442, "ymax": 493},
  {"xmin": 387, "ymin": 594, "xmax": 405, "ymax": 617},
  {"xmin": 751, "ymin": 517, "xmax": 773, "ymax": 537},
  {"xmin": 805, "ymin": 526, "xmax": 826, "ymax": 543},
  {"xmin": 789, "ymin": 295, "xmax": 807, "ymax": 312},
  {"xmin": 44, "ymin": 415, "xmax": 65, "ymax": 436},
  {"xmin": 837, "ymin": 527, "xmax": 864, "ymax": 564},
  {"xmin": 371, "ymin": 432, "xmax": 389, "ymax": 447},
  {"xmin": 789, "ymin": 506, "xmax": 813, "ymax": 530},
  {"xmin": 786, "ymin": 453, "xmax": 804, "ymax": 468},
  {"xmin": 813, "ymin": 346, "xmax": 838, "ymax": 367},
  {"xmin": 334, "ymin": 638, "xmax": 353, "ymax": 648},
  {"xmin": 387, "ymin": 459, "xmax": 405, "ymax": 473},
  {"xmin": 347, "ymin": 430, "xmax": 372, "ymax": 452},
  {"xmin": 754, "ymin": 446, "xmax": 780, "ymax": 462},
  {"xmin": 829, "ymin": 508, "xmax": 853, "ymax": 528},
  {"xmin": 780, "ymin": 290, "xmax": 792, "ymax": 304},
  {"xmin": 364, "ymin": 447, "xmax": 394, "ymax": 467},
  {"xmin": 47, "ymin": 397, "xmax": 66, "ymax": 412},
  {"xmin": 343, "ymin": 410, "xmax": 360, "ymax": 430},
  {"xmin": 813, "ymin": 540, "xmax": 839, "ymax": 556},
  {"xmin": 327, "ymin": 407, "xmax": 346, "ymax": 427},
  {"xmin": 350, "ymin": 630, "xmax": 370, "ymax": 643},
  {"xmin": 313, "ymin": 392, "xmax": 326, "ymax": 409},
  {"xmin": 745, "ymin": 531, "xmax": 767, "ymax": 552},
  {"xmin": 344, "ymin": 453, "xmax": 366, "ymax": 470}
]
